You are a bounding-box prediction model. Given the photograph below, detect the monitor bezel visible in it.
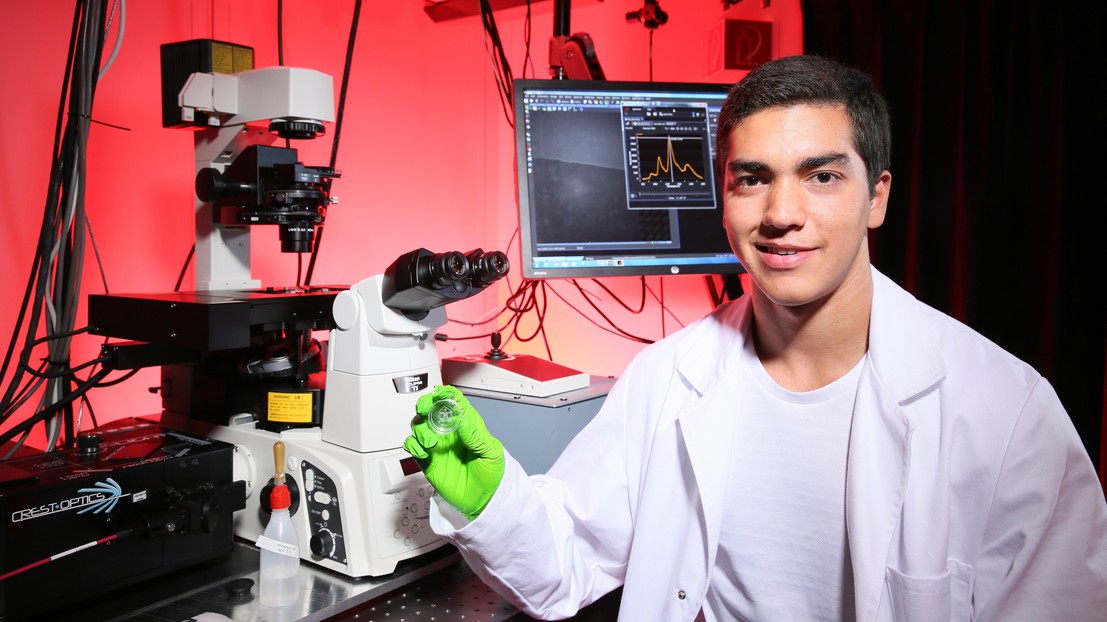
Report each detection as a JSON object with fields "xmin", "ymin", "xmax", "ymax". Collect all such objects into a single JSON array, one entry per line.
[{"xmin": 512, "ymin": 78, "xmax": 744, "ymax": 280}]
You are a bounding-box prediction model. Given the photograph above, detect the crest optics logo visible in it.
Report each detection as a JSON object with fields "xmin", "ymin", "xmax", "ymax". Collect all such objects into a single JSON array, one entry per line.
[{"xmin": 11, "ymin": 477, "xmax": 128, "ymax": 523}]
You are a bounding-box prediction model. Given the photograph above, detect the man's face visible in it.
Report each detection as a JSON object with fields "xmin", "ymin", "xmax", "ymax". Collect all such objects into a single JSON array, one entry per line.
[{"xmin": 722, "ymin": 104, "xmax": 890, "ymax": 310}]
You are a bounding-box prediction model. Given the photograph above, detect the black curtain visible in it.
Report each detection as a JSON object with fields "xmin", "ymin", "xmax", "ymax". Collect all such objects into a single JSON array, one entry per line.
[{"xmin": 799, "ymin": 0, "xmax": 1105, "ymax": 478}]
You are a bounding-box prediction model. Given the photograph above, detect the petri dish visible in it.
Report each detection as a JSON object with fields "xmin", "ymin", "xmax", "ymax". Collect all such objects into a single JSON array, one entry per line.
[{"xmin": 427, "ymin": 396, "xmax": 462, "ymax": 434}]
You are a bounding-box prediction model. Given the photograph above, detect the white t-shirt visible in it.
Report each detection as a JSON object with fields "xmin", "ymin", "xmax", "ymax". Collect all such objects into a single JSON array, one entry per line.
[{"xmin": 703, "ymin": 341, "xmax": 864, "ymax": 622}]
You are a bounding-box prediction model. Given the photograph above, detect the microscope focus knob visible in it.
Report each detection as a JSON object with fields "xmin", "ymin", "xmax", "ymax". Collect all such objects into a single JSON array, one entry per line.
[
  {"xmin": 310, "ymin": 529, "xmax": 336, "ymax": 557},
  {"xmin": 332, "ymin": 289, "xmax": 360, "ymax": 331}
]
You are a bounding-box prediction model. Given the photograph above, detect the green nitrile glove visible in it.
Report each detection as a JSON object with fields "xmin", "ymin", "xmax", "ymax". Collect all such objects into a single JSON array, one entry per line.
[{"xmin": 402, "ymin": 385, "xmax": 505, "ymax": 520}]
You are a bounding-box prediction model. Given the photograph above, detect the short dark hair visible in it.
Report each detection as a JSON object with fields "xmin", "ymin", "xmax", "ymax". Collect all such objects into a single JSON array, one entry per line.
[{"xmin": 716, "ymin": 55, "xmax": 892, "ymax": 192}]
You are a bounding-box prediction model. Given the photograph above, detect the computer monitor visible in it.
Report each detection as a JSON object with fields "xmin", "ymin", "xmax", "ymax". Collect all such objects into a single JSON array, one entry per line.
[{"xmin": 513, "ymin": 79, "xmax": 744, "ymax": 280}]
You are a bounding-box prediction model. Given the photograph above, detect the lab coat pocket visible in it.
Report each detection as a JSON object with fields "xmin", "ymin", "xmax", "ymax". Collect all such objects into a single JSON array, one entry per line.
[
  {"xmin": 947, "ymin": 559, "xmax": 974, "ymax": 621},
  {"xmin": 885, "ymin": 566, "xmax": 951, "ymax": 622}
]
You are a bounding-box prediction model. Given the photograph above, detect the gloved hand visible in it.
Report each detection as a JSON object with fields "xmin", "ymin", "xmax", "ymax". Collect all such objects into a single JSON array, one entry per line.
[{"xmin": 403, "ymin": 385, "xmax": 505, "ymax": 520}]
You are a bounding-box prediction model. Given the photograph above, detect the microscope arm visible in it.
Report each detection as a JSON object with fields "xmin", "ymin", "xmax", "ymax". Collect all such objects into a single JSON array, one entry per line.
[
  {"xmin": 321, "ymin": 248, "xmax": 508, "ymax": 453},
  {"xmin": 322, "ymin": 276, "xmax": 447, "ymax": 453}
]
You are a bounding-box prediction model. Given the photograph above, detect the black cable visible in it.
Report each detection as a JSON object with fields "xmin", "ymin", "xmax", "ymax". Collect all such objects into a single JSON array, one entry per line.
[
  {"xmin": 582, "ymin": 277, "xmax": 647, "ymax": 313},
  {"xmin": 644, "ymin": 278, "xmax": 686, "ymax": 332},
  {"xmin": 77, "ymin": 392, "xmax": 100, "ymax": 430},
  {"xmin": 85, "ymin": 212, "xmax": 109, "ymax": 295},
  {"xmin": 18, "ymin": 327, "xmax": 101, "ymax": 379},
  {"xmin": 0, "ymin": 0, "xmax": 110, "ymax": 453},
  {"xmin": 478, "ymin": 0, "xmax": 515, "ymax": 126},
  {"xmin": 0, "ymin": 372, "xmax": 46, "ymax": 423},
  {"xmin": 705, "ymin": 275, "xmax": 722, "ymax": 306},
  {"xmin": 501, "ymin": 280, "xmax": 554, "ymax": 359},
  {"xmin": 569, "ymin": 280, "xmax": 654, "ymax": 344},
  {"xmin": 45, "ymin": 0, "xmax": 105, "ymax": 450},
  {"xmin": 0, "ymin": 0, "xmax": 82, "ymax": 421},
  {"xmin": 304, "ymin": 0, "xmax": 362, "ymax": 287},
  {"xmin": 0, "ymin": 367, "xmax": 111, "ymax": 451},
  {"xmin": 328, "ymin": 0, "xmax": 361, "ymax": 173},
  {"xmin": 506, "ymin": 282, "xmax": 547, "ymax": 344},
  {"xmin": 87, "ymin": 367, "xmax": 138, "ymax": 388},
  {"xmin": 303, "ymin": 0, "xmax": 363, "ymax": 283},
  {"xmin": 174, "ymin": 244, "xmax": 194, "ymax": 292},
  {"xmin": 436, "ymin": 332, "xmax": 495, "ymax": 342},
  {"xmin": 277, "ymin": 0, "xmax": 285, "ymax": 66},
  {"xmin": 522, "ymin": 0, "xmax": 535, "ymax": 78}
]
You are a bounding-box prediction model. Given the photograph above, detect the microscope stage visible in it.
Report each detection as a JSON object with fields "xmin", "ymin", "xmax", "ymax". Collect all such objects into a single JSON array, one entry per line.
[{"xmin": 88, "ymin": 286, "xmax": 344, "ymax": 350}]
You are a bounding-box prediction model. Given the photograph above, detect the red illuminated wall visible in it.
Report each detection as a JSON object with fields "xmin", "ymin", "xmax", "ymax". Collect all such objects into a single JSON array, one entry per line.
[{"xmin": 0, "ymin": 0, "xmax": 800, "ymax": 447}]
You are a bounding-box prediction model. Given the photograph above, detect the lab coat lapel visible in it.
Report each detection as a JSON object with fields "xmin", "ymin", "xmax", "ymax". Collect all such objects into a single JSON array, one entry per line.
[
  {"xmin": 847, "ymin": 368, "xmax": 911, "ymax": 622},
  {"xmin": 674, "ymin": 299, "xmax": 751, "ymax": 572},
  {"xmin": 678, "ymin": 382, "xmax": 741, "ymax": 568},
  {"xmin": 847, "ymin": 268, "xmax": 947, "ymax": 622}
]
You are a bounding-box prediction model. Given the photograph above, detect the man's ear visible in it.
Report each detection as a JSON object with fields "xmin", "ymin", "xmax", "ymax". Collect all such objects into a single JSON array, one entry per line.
[{"xmin": 868, "ymin": 170, "xmax": 892, "ymax": 229}]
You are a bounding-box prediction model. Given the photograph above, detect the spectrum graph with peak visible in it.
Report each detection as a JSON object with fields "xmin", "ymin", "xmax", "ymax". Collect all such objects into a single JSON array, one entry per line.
[
  {"xmin": 639, "ymin": 135, "xmax": 707, "ymax": 182},
  {"xmin": 623, "ymin": 103, "xmax": 719, "ymax": 211}
]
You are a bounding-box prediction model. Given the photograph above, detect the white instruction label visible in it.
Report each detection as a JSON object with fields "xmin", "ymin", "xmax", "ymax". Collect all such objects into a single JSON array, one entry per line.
[{"xmin": 256, "ymin": 534, "xmax": 299, "ymax": 558}]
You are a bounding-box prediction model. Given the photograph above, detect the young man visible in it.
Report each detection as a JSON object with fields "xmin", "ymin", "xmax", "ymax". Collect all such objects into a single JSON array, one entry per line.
[{"xmin": 404, "ymin": 55, "xmax": 1107, "ymax": 621}]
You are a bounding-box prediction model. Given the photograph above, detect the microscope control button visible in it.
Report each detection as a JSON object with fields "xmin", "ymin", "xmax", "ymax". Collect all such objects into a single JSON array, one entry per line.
[
  {"xmin": 314, "ymin": 491, "xmax": 332, "ymax": 504},
  {"xmin": 310, "ymin": 530, "xmax": 336, "ymax": 557},
  {"xmin": 304, "ymin": 470, "xmax": 315, "ymax": 491},
  {"xmin": 321, "ymin": 509, "xmax": 331, "ymax": 521}
]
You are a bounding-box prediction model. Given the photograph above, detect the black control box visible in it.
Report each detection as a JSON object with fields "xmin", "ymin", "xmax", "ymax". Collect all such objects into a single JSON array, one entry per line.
[{"xmin": 0, "ymin": 418, "xmax": 244, "ymax": 620}]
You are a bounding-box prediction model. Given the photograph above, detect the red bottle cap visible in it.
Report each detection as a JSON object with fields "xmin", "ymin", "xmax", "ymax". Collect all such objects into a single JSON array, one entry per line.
[{"xmin": 270, "ymin": 483, "xmax": 291, "ymax": 510}]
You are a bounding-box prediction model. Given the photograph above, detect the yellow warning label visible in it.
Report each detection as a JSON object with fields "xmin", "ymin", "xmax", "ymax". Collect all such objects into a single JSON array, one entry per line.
[
  {"xmin": 210, "ymin": 42, "xmax": 235, "ymax": 74},
  {"xmin": 233, "ymin": 46, "xmax": 255, "ymax": 72},
  {"xmin": 268, "ymin": 392, "xmax": 314, "ymax": 423},
  {"xmin": 209, "ymin": 42, "xmax": 254, "ymax": 74}
]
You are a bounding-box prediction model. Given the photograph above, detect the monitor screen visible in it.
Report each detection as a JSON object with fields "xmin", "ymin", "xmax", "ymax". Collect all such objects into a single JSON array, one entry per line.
[{"xmin": 513, "ymin": 79, "xmax": 744, "ymax": 280}]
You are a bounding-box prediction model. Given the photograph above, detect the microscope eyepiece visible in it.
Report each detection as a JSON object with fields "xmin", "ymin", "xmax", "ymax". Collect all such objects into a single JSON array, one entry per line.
[
  {"xmin": 467, "ymin": 250, "xmax": 510, "ymax": 287},
  {"xmin": 427, "ymin": 251, "xmax": 470, "ymax": 287}
]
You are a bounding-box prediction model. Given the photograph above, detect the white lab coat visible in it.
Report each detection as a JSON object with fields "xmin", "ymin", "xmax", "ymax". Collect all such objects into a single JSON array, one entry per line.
[{"xmin": 431, "ymin": 268, "xmax": 1107, "ymax": 621}]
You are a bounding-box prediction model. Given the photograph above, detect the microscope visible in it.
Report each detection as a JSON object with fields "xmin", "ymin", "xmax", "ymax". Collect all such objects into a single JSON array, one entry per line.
[
  {"xmin": 88, "ymin": 41, "xmax": 510, "ymax": 577},
  {"xmin": 158, "ymin": 246, "xmax": 508, "ymax": 578}
]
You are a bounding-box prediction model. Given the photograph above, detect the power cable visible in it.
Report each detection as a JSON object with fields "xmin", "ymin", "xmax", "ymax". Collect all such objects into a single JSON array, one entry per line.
[
  {"xmin": 522, "ymin": 0, "xmax": 535, "ymax": 78},
  {"xmin": 0, "ymin": 0, "xmax": 113, "ymax": 453},
  {"xmin": 304, "ymin": 0, "xmax": 362, "ymax": 286},
  {"xmin": 478, "ymin": 0, "xmax": 516, "ymax": 127}
]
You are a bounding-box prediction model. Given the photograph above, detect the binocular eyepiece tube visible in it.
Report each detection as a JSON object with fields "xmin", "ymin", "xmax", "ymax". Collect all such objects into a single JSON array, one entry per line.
[{"xmin": 382, "ymin": 248, "xmax": 511, "ymax": 320}]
